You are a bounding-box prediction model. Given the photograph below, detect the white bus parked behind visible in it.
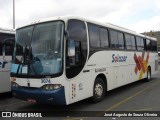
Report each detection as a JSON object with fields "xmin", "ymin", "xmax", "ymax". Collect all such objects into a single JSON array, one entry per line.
[{"xmin": 0, "ymin": 28, "xmax": 15, "ymax": 93}]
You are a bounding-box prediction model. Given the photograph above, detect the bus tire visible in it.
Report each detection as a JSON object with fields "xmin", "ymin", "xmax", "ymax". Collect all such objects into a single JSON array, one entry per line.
[
  {"xmin": 92, "ymin": 77, "xmax": 105, "ymax": 102},
  {"xmin": 145, "ymin": 67, "xmax": 151, "ymax": 82}
]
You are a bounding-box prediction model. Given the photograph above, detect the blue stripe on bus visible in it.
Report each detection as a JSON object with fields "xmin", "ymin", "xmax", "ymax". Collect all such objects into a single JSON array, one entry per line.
[{"xmin": 12, "ymin": 86, "xmax": 66, "ymax": 105}]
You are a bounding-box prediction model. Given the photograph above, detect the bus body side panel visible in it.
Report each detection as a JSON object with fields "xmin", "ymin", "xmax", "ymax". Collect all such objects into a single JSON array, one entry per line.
[
  {"xmin": 68, "ymin": 50, "xmax": 158, "ymax": 103},
  {"xmin": 68, "ymin": 69, "xmax": 94, "ymax": 104},
  {"xmin": 0, "ymin": 56, "xmax": 11, "ymax": 93}
]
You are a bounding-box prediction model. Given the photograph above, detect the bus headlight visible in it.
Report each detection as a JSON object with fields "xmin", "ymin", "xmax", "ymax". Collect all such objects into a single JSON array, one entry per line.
[
  {"xmin": 42, "ymin": 84, "xmax": 62, "ymax": 90},
  {"xmin": 11, "ymin": 82, "xmax": 19, "ymax": 88}
]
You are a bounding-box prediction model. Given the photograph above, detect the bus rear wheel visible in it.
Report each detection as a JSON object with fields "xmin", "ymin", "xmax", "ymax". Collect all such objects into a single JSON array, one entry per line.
[
  {"xmin": 145, "ymin": 67, "xmax": 151, "ymax": 82},
  {"xmin": 92, "ymin": 77, "xmax": 105, "ymax": 102}
]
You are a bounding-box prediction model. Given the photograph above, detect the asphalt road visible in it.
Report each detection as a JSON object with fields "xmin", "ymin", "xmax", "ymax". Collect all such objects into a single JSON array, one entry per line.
[{"xmin": 1, "ymin": 68, "xmax": 160, "ymax": 120}]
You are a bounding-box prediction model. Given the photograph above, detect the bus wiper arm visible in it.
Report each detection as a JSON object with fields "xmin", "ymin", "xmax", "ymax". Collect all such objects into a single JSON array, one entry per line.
[
  {"xmin": 16, "ymin": 45, "xmax": 27, "ymax": 75},
  {"xmin": 16, "ymin": 56, "xmax": 23, "ymax": 74},
  {"xmin": 28, "ymin": 47, "xmax": 38, "ymax": 75}
]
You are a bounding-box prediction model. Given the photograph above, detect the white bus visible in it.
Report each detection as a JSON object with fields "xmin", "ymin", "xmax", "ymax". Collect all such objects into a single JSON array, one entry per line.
[
  {"xmin": 11, "ymin": 16, "xmax": 158, "ymax": 105},
  {"xmin": 0, "ymin": 28, "xmax": 15, "ymax": 93}
]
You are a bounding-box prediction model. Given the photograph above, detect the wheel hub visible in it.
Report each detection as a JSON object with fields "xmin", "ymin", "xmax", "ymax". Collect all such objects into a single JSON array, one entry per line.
[{"xmin": 95, "ymin": 83, "xmax": 103, "ymax": 98}]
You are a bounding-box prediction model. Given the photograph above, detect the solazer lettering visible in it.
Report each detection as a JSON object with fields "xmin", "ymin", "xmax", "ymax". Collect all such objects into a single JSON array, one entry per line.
[{"xmin": 112, "ymin": 54, "xmax": 127, "ymax": 63}]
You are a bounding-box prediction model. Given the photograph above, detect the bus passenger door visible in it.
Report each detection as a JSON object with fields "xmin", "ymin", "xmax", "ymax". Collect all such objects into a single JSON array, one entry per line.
[
  {"xmin": 66, "ymin": 40, "xmax": 88, "ymax": 103},
  {"xmin": 66, "ymin": 19, "xmax": 89, "ymax": 104}
]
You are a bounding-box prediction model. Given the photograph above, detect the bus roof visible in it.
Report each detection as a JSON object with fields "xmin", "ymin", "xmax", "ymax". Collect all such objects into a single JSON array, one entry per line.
[
  {"xmin": 0, "ymin": 28, "xmax": 15, "ymax": 34},
  {"xmin": 17, "ymin": 16, "xmax": 157, "ymax": 41}
]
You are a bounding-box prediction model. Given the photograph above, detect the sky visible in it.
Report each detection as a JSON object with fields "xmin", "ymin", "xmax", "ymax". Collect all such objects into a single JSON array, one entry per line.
[{"xmin": 0, "ymin": 0, "xmax": 160, "ymax": 33}]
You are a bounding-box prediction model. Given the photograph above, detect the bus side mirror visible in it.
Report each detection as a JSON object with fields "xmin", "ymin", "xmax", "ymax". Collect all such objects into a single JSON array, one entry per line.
[
  {"xmin": 66, "ymin": 39, "xmax": 76, "ymax": 68},
  {"xmin": 65, "ymin": 30, "xmax": 75, "ymax": 57},
  {"xmin": 68, "ymin": 39, "xmax": 75, "ymax": 57}
]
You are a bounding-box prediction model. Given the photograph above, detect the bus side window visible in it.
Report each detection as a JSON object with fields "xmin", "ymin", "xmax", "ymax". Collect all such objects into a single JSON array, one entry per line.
[
  {"xmin": 100, "ymin": 27, "xmax": 109, "ymax": 48},
  {"xmin": 125, "ymin": 34, "xmax": 136, "ymax": 50},
  {"xmin": 88, "ymin": 24, "xmax": 100, "ymax": 48},
  {"xmin": 0, "ymin": 38, "xmax": 2, "ymax": 55},
  {"xmin": 3, "ymin": 39, "xmax": 15, "ymax": 56},
  {"xmin": 151, "ymin": 41, "xmax": 157, "ymax": 52},
  {"xmin": 110, "ymin": 30, "xmax": 118, "ymax": 49},
  {"xmin": 146, "ymin": 39, "xmax": 152, "ymax": 51},
  {"xmin": 131, "ymin": 35, "xmax": 136, "ymax": 50},
  {"xmin": 136, "ymin": 36, "xmax": 144, "ymax": 51},
  {"xmin": 118, "ymin": 32, "xmax": 124, "ymax": 49},
  {"xmin": 0, "ymin": 33, "xmax": 15, "ymax": 55},
  {"xmin": 125, "ymin": 34, "xmax": 131, "ymax": 50}
]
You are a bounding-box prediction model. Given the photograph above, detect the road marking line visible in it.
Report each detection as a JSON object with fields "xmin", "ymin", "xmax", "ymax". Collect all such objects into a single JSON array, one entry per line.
[
  {"xmin": 105, "ymin": 80, "xmax": 160, "ymax": 111},
  {"xmin": 95, "ymin": 80, "xmax": 160, "ymax": 117},
  {"xmin": 133, "ymin": 105, "xmax": 160, "ymax": 111},
  {"xmin": 133, "ymin": 108, "xmax": 153, "ymax": 111},
  {"xmin": 64, "ymin": 117, "xmax": 87, "ymax": 120}
]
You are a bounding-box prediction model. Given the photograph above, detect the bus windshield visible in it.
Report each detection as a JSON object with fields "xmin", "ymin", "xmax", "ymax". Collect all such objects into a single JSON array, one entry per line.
[{"xmin": 11, "ymin": 21, "xmax": 64, "ymax": 77}]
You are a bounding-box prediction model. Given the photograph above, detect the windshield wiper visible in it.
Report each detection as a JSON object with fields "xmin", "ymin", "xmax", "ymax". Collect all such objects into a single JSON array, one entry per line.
[
  {"xmin": 16, "ymin": 56, "xmax": 23, "ymax": 74},
  {"xmin": 16, "ymin": 45, "xmax": 28, "ymax": 75},
  {"xmin": 28, "ymin": 47, "xmax": 38, "ymax": 75}
]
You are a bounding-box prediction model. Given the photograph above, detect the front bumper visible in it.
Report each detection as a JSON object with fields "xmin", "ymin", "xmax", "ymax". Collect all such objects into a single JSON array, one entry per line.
[{"xmin": 12, "ymin": 86, "xmax": 66, "ymax": 105}]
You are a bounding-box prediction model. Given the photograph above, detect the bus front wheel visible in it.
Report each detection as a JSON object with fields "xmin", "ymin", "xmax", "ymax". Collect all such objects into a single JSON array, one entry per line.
[{"xmin": 92, "ymin": 77, "xmax": 105, "ymax": 102}]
